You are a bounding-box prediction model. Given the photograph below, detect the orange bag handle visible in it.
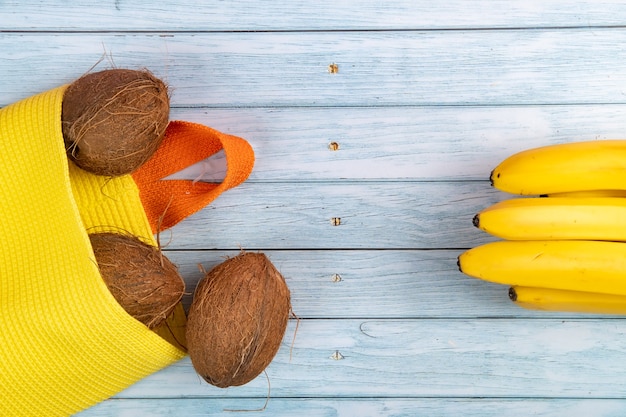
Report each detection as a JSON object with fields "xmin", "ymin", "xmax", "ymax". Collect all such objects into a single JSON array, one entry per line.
[{"xmin": 132, "ymin": 120, "xmax": 255, "ymax": 233}]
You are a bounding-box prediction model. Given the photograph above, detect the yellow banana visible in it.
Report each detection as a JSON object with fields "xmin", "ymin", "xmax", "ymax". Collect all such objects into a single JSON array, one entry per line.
[
  {"xmin": 546, "ymin": 190, "xmax": 626, "ymax": 198},
  {"xmin": 491, "ymin": 140, "xmax": 626, "ymax": 195},
  {"xmin": 474, "ymin": 197, "xmax": 626, "ymax": 241},
  {"xmin": 457, "ymin": 240, "xmax": 626, "ymax": 295},
  {"xmin": 509, "ymin": 286, "xmax": 626, "ymax": 315}
]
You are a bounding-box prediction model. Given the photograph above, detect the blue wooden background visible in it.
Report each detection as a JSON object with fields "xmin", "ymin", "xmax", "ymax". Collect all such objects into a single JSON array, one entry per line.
[{"xmin": 4, "ymin": 1, "xmax": 626, "ymax": 415}]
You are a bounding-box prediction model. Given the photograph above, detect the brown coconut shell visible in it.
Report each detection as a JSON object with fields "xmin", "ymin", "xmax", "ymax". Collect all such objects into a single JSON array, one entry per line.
[
  {"xmin": 186, "ymin": 252, "xmax": 291, "ymax": 388},
  {"xmin": 62, "ymin": 68, "xmax": 169, "ymax": 177},
  {"xmin": 89, "ymin": 232, "xmax": 185, "ymax": 329}
]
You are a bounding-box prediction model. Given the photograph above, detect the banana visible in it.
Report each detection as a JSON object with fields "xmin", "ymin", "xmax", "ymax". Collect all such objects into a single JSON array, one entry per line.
[
  {"xmin": 457, "ymin": 240, "xmax": 626, "ymax": 296},
  {"xmin": 546, "ymin": 190, "xmax": 626, "ymax": 198},
  {"xmin": 490, "ymin": 140, "xmax": 626, "ymax": 195},
  {"xmin": 473, "ymin": 197, "xmax": 626, "ymax": 241},
  {"xmin": 509, "ymin": 286, "xmax": 626, "ymax": 315}
]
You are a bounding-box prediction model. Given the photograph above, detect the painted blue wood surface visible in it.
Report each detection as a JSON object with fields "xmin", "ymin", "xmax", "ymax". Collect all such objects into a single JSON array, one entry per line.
[
  {"xmin": 4, "ymin": 31, "xmax": 626, "ymax": 107},
  {"xmin": 2, "ymin": 1, "xmax": 626, "ymax": 416}
]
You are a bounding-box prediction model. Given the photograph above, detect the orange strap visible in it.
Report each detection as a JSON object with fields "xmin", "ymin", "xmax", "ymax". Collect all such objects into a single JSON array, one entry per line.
[{"xmin": 132, "ymin": 121, "xmax": 255, "ymax": 233}]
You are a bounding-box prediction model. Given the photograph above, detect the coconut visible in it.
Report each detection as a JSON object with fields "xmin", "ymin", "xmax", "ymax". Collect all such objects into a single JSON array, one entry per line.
[
  {"xmin": 186, "ymin": 252, "xmax": 291, "ymax": 388},
  {"xmin": 89, "ymin": 232, "xmax": 185, "ymax": 329},
  {"xmin": 62, "ymin": 68, "xmax": 169, "ymax": 177}
]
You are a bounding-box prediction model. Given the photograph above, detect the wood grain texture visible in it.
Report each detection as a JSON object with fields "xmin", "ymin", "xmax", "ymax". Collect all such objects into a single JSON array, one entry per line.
[
  {"xmin": 170, "ymin": 249, "xmax": 512, "ymax": 318},
  {"xmin": 166, "ymin": 105, "xmax": 626, "ymax": 181},
  {"xmin": 161, "ymin": 181, "xmax": 502, "ymax": 250},
  {"xmin": 94, "ymin": 319, "xmax": 626, "ymax": 399},
  {"xmin": 3, "ymin": 30, "xmax": 626, "ymax": 107},
  {"xmin": 167, "ymin": 249, "xmax": 614, "ymax": 319},
  {"xmin": 79, "ymin": 398, "xmax": 626, "ymax": 417},
  {"xmin": 4, "ymin": 0, "xmax": 626, "ymax": 31}
]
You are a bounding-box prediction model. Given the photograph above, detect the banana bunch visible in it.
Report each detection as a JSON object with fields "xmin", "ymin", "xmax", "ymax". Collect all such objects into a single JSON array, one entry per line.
[{"xmin": 458, "ymin": 140, "xmax": 626, "ymax": 315}]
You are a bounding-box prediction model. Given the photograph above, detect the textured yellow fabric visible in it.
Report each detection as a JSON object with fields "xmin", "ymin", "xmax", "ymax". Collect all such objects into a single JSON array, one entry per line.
[
  {"xmin": 0, "ymin": 86, "xmax": 186, "ymax": 416},
  {"xmin": 69, "ymin": 161, "xmax": 156, "ymax": 243}
]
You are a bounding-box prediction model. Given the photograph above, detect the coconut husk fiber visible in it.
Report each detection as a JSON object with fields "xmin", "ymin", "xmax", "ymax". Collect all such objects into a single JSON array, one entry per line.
[
  {"xmin": 186, "ymin": 252, "xmax": 291, "ymax": 388},
  {"xmin": 89, "ymin": 232, "xmax": 185, "ymax": 329},
  {"xmin": 62, "ymin": 68, "xmax": 169, "ymax": 177}
]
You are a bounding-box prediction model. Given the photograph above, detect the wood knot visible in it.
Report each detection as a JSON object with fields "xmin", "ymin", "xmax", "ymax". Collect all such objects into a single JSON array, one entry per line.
[{"xmin": 330, "ymin": 350, "xmax": 345, "ymax": 360}]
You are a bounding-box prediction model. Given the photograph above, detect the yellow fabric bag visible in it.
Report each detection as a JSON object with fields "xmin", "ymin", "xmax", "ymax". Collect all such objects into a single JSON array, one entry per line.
[{"xmin": 0, "ymin": 85, "xmax": 254, "ymax": 415}]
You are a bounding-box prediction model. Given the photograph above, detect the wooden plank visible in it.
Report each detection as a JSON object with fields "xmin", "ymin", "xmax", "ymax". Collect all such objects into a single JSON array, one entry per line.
[
  {"xmin": 104, "ymin": 319, "xmax": 626, "ymax": 398},
  {"xmin": 5, "ymin": 1, "xmax": 626, "ymax": 31},
  {"xmin": 79, "ymin": 397, "xmax": 626, "ymax": 417},
  {"xmin": 171, "ymin": 249, "xmax": 509, "ymax": 319},
  {"xmin": 162, "ymin": 181, "xmax": 502, "ymax": 250},
  {"xmin": 167, "ymin": 249, "xmax": 608, "ymax": 319},
  {"xmin": 3, "ymin": 30, "xmax": 626, "ymax": 107},
  {"xmin": 167, "ymin": 105, "xmax": 626, "ymax": 181}
]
